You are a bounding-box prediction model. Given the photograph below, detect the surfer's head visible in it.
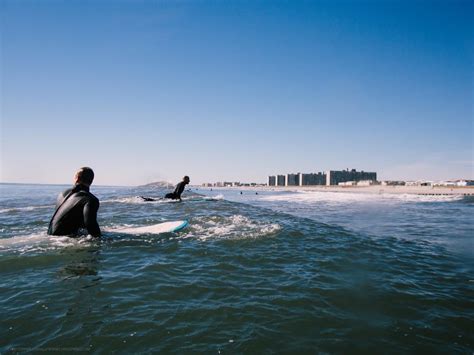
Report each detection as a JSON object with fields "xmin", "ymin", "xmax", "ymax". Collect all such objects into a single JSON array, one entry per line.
[
  {"xmin": 183, "ymin": 176, "xmax": 190, "ymax": 184},
  {"xmin": 75, "ymin": 167, "xmax": 95, "ymax": 187}
]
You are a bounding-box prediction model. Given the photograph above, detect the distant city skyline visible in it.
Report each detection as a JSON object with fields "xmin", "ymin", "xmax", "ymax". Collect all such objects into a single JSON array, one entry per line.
[{"xmin": 1, "ymin": 0, "xmax": 472, "ymax": 186}]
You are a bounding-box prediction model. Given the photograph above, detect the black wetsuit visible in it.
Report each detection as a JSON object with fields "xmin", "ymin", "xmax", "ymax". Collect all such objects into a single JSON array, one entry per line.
[
  {"xmin": 165, "ymin": 181, "xmax": 187, "ymax": 200},
  {"xmin": 48, "ymin": 184, "xmax": 101, "ymax": 237}
]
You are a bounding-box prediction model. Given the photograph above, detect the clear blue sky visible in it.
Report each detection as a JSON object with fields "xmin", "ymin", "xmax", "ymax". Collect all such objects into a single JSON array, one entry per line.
[{"xmin": 1, "ymin": 0, "xmax": 472, "ymax": 185}]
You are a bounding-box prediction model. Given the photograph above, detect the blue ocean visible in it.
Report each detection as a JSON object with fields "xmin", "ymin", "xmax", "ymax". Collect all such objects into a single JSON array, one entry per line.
[{"xmin": 1, "ymin": 183, "xmax": 473, "ymax": 353}]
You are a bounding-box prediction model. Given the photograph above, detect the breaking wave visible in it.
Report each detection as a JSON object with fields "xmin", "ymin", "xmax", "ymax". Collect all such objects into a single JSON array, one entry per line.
[{"xmin": 182, "ymin": 215, "xmax": 281, "ymax": 241}]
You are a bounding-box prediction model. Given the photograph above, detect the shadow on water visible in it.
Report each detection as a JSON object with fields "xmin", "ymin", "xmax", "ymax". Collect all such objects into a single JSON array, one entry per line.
[{"xmin": 57, "ymin": 246, "xmax": 102, "ymax": 279}]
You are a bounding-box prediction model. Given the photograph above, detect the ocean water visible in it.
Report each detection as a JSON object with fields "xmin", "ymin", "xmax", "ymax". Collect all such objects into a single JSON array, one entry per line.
[{"xmin": 1, "ymin": 183, "xmax": 473, "ymax": 353}]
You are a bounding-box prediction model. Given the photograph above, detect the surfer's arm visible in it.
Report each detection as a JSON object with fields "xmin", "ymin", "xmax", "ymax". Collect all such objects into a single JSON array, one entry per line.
[
  {"xmin": 175, "ymin": 182, "xmax": 185, "ymax": 200},
  {"xmin": 84, "ymin": 199, "xmax": 101, "ymax": 237},
  {"xmin": 173, "ymin": 183, "xmax": 180, "ymax": 195}
]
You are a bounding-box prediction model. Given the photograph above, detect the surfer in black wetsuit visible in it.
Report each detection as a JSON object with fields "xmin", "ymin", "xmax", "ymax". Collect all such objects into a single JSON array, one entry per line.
[
  {"xmin": 165, "ymin": 176, "xmax": 190, "ymax": 201},
  {"xmin": 48, "ymin": 167, "xmax": 101, "ymax": 237}
]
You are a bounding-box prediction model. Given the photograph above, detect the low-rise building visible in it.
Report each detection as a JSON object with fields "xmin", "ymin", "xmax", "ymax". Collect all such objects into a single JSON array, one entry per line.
[
  {"xmin": 357, "ymin": 180, "xmax": 379, "ymax": 186},
  {"xmin": 457, "ymin": 180, "xmax": 474, "ymax": 186},
  {"xmin": 338, "ymin": 181, "xmax": 357, "ymax": 186},
  {"xmin": 433, "ymin": 180, "xmax": 474, "ymax": 187},
  {"xmin": 381, "ymin": 181, "xmax": 406, "ymax": 186},
  {"xmin": 406, "ymin": 181, "xmax": 433, "ymax": 186}
]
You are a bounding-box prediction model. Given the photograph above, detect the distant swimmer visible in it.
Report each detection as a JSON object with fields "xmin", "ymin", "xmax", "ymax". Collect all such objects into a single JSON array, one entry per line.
[
  {"xmin": 48, "ymin": 167, "xmax": 101, "ymax": 237},
  {"xmin": 165, "ymin": 176, "xmax": 190, "ymax": 201}
]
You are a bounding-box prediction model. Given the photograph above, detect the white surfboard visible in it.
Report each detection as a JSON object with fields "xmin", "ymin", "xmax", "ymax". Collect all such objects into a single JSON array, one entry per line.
[{"xmin": 105, "ymin": 220, "xmax": 188, "ymax": 235}]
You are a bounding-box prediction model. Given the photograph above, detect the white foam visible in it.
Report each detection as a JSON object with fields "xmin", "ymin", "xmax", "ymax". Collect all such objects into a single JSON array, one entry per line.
[
  {"xmin": 383, "ymin": 193, "xmax": 464, "ymax": 202},
  {"xmin": 203, "ymin": 194, "xmax": 225, "ymax": 201},
  {"xmin": 0, "ymin": 232, "xmax": 94, "ymax": 254},
  {"xmin": 0, "ymin": 205, "xmax": 53, "ymax": 214},
  {"xmin": 260, "ymin": 190, "xmax": 463, "ymax": 204},
  {"xmin": 182, "ymin": 215, "xmax": 281, "ymax": 241}
]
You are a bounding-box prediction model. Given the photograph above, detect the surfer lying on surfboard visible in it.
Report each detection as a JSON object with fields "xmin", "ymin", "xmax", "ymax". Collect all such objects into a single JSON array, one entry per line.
[
  {"xmin": 140, "ymin": 176, "xmax": 190, "ymax": 202},
  {"xmin": 165, "ymin": 176, "xmax": 190, "ymax": 201}
]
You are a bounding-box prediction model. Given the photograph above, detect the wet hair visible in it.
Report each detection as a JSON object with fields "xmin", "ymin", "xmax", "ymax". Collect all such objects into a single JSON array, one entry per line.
[
  {"xmin": 183, "ymin": 176, "xmax": 190, "ymax": 181},
  {"xmin": 76, "ymin": 167, "xmax": 94, "ymax": 185}
]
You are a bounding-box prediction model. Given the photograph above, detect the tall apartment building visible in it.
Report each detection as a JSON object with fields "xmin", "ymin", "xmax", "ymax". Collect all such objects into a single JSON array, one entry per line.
[
  {"xmin": 277, "ymin": 175, "xmax": 286, "ymax": 186},
  {"xmin": 269, "ymin": 169, "xmax": 377, "ymax": 187},
  {"xmin": 268, "ymin": 176, "xmax": 276, "ymax": 186},
  {"xmin": 285, "ymin": 173, "xmax": 300, "ymax": 186},
  {"xmin": 326, "ymin": 169, "xmax": 377, "ymax": 186},
  {"xmin": 298, "ymin": 172, "xmax": 326, "ymax": 186}
]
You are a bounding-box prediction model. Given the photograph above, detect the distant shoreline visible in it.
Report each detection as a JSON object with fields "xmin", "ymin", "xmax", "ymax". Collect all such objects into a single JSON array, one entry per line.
[{"xmin": 195, "ymin": 185, "xmax": 474, "ymax": 196}]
